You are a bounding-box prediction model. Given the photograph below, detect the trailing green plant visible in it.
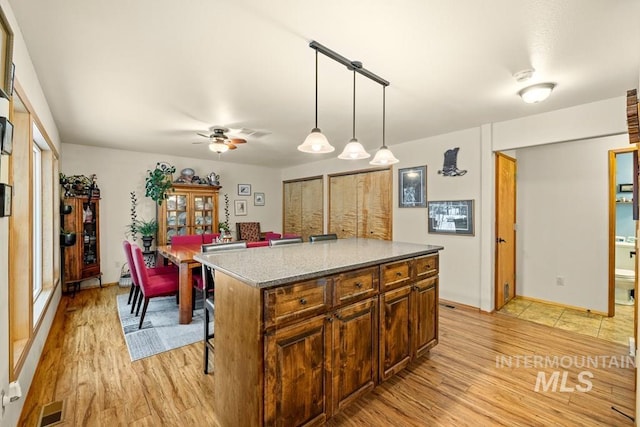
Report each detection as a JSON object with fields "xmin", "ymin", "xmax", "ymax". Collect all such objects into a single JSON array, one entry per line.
[
  {"xmin": 127, "ymin": 191, "xmax": 139, "ymax": 240},
  {"xmin": 135, "ymin": 218, "xmax": 158, "ymax": 237},
  {"xmin": 145, "ymin": 162, "xmax": 176, "ymax": 205}
]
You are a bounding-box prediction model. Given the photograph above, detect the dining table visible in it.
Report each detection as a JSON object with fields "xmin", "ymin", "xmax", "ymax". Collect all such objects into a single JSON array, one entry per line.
[{"xmin": 156, "ymin": 243, "xmax": 203, "ymax": 324}]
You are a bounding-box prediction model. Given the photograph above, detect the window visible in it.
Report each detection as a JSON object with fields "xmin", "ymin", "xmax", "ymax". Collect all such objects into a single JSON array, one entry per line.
[{"xmin": 32, "ymin": 143, "xmax": 42, "ymax": 300}]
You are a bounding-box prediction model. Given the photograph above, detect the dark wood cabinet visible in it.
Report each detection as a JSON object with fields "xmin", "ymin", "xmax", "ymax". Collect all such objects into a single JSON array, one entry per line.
[
  {"xmin": 62, "ymin": 196, "xmax": 102, "ymax": 288},
  {"xmin": 379, "ymin": 254, "xmax": 439, "ymax": 382},
  {"xmin": 265, "ymin": 314, "xmax": 331, "ymax": 427}
]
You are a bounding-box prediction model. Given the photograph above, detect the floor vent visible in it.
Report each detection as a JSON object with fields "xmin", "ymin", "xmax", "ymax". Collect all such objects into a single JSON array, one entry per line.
[{"xmin": 38, "ymin": 400, "xmax": 64, "ymax": 427}]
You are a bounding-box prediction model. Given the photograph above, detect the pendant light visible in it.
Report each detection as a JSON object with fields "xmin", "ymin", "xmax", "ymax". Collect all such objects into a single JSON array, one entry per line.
[
  {"xmin": 370, "ymin": 86, "xmax": 399, "ymax": 165},
  {"xmin": 298, "ymin": 50, "xmax": 335, "ymax": 153},
  {"xmin": 338, "ymin": 70, "xmax": 370, "ymax": 160}
]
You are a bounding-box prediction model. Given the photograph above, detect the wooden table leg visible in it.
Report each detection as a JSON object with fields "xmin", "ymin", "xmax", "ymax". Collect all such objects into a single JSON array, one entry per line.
[{"xmin": 179, "ymin": 262, "xmax": 193, "ymax": 324}]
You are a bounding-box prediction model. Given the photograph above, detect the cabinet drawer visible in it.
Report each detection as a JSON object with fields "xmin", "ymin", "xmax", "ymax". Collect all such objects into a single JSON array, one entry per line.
[
  {"xmin": 414, "ymin": 254, "xmax": 438, "ymax": 280},
  {"xmin": 380, "ymin": 260, "xmax": 412, "ymax": 291},
  {"xmin": 264, "ymin": 278, "xmax": 330, "ymax": 328},
  {"xmin": 334, "ymin": 266, "xmax": 379, "ymax": 306}
]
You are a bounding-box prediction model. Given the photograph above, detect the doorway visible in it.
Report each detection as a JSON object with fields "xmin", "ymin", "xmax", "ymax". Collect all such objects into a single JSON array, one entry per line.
[
  {"xmin": 495, "ymin": 152, "xmax": 517, "ymax": 310},
  {"xmin": 608, "ymin": 148, "xmax": 637, "ymax": 345}
]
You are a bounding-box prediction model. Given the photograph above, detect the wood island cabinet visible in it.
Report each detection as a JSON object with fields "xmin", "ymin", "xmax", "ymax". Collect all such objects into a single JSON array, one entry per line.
[
  {"xmin": 203, "ymin": 241, "xmax": 441, "ymax": 426},
  {"xmin": 158, "ymin": 184, "xmax": 220, "ymax": 245}
]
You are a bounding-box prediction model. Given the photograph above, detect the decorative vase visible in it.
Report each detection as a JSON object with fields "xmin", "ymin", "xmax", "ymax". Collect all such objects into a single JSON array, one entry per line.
[
  {"xmin": 61, "ymin": 233, "xmax": 77, "ymax": 247},
  {"xmin": 142, "ymin": 236, "xmax": 154, "ymax": 252},
  {"xmin": 60, "ymin": 204, "xmax": 73, "ymax": 215}
]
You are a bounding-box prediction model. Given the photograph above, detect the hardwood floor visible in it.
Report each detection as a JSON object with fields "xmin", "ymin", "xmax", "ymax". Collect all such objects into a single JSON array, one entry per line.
[{"xmin": 19, "ymin": 285, "xmax": 635, "ymax": 426}]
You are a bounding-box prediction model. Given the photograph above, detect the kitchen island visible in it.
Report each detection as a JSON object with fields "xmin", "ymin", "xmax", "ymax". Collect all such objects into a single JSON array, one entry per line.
[{"xmin": 195, "ymin": 238, "xmax": 443, "ymax": 427}]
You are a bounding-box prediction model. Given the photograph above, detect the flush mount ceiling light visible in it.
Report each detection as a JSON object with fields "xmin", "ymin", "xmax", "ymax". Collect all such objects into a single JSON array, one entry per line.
[
  {"xmin": 518, "ymin": 82, "xmax": 556, "ymax": 104},
  {"xmin": 298, "ymin": 50, "xmax": 335, "ymax": 153},
  {"xmin": 208, "ymin": 142, "xmax": 229, "ymax": 154},
  {"xmin": 370, "ymin": 85, "xmax": 399, "ymax": 165},
  {"xmin": 339, "ymin": 69, "xmax": 370, "ymax": 160}
]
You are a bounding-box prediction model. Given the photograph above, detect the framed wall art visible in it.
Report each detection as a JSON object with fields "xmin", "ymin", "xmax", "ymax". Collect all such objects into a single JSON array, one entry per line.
[
  {"xmin": 398, "ymin": 165, "xmax": 426, "ymax": 207},
  {"xmin": 238, "ymin": 184, "xmax": 251, "ymax": 196},
  {"xmin": 234, "ymin": 199, "xmax": 247, "ymax": 216},
  {"xmin": 254, "ymin": 192, "xmax": 265, "ymax": 206},
  {"xmin": 427, "ymin": 199, "xmax": 474, "ymax": 235},
  {"xmin": 0, "ymin": 183, "xmax": 11, "ymax": 216},
  {"xmin": 0, "ymin": 7, "xmax": 13, "ymax": 100}
]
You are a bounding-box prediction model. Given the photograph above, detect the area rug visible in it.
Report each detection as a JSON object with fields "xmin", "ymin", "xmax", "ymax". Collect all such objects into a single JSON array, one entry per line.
[{"xmin": 116, "ymin": 292, "xmax": 205, "ymax": 361}]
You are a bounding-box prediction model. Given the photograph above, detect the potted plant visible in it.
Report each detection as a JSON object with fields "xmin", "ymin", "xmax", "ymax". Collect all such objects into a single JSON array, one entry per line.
[
  {"xmin": 136, "ymin": 218, "xmax": 158, "ymax": 252},
  {"xmin": 60, "ymin": 228, "xmax": 77, "ymax": 247},
  {"xmin": 145, "ymin": 162, "xmax": 176, "ymax": 206}
]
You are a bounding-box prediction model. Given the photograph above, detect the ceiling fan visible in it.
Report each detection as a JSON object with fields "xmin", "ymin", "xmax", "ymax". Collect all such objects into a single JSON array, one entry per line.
[{"xmin": 194, "ymin": 126, "xmax": 247, "ymax": 153}]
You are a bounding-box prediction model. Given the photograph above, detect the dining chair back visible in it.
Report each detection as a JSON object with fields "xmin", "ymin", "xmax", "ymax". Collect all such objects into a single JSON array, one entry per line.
[
  {"xmin": 200, "ymin": 240, "xmax": 248, "ymax": 373},
  {"xmin": 264, "ymin": 232, "xmax": 282, "ymax": 241},
  {"xmin": 123, "ymin": 240, "xmax": 177, "ymax": 314},
  {"xmin": 269, "ymin": 237, "xmax": 304, "ymax": 247},
  {"xmin": 171, "ymin": 234, "xmax": 203, "ymax": 245},
  {"xmin": 309, "ymin": 233, "xmax": 338, "ymax": 242},
  {"xmin": 236, "ymin": 222, "xmax": 261, "ymax": 242},
  {"xmin": 131, "ymin": 244, "xmax": 180, "ymax": 329},
  {"xmin": 202, "ymin": 233, "xmax": 221, "ymax": 244}
]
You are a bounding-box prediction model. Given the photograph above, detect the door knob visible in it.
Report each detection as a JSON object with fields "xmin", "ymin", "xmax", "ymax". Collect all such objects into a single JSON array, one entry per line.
[{"xmin": 497, "ymin": 237, "xmax": 506, "ymax": 243}]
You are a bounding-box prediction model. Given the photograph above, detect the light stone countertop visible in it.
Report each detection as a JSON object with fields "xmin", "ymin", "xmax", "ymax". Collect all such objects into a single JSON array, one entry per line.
[{"xmin": 194, "ymin": 238, "xmax": 443, "ymax": 289}]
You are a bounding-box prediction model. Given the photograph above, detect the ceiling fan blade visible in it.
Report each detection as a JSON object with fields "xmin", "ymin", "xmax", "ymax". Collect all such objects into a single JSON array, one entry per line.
[
  {"xmin": 229, "ymin": 138, "xmax": 247, "ymax": 144},
  {"xmin": 227, "ymin": 143, "xmax": 238, "ymax": 150},
  {"xmin": 197, "ymin": 132, "xmax": 212, "ymax": 138},
  {"xmin": 192, "ymin": 141, "xmax": 205, "ymax": 144}
]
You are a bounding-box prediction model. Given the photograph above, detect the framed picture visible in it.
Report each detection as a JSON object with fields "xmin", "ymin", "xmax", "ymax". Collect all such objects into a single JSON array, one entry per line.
[
  {"xmin": 238, "ymin": 184, "xmax": 251, "ymax": 196},
  {"xmin": 0, "ymin": 183, "xmax": 11, "ymax": 216},
  {"xmin": 399, "ymin": 165, "xmax": 427, "ymax": 208},
  {"xmin": 427, "ymin": 200, "xmax": 474, "ymax": 235},
  {"xmin": 254, "ymin": 192, "xmax": 265, "ymax": 206},
  {"xmin": 0, "ymin": 8, "xmax": 13, "ymax": 100},
  {"xmin": 234, "ymin": 199, "xmax": 247, "ymax": 216},
  {"xmin": 0, "ymin": 117, "xmax": 12, "ymax": 155},
  {"xmin": 619, "ymin": 183, "xmax": 633, "ymax": 193}
]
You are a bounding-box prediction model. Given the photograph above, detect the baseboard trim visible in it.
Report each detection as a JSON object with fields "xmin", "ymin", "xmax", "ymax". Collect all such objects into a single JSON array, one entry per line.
[{"xmin": 439, "ymin": 298, "xmax": 491, "ymax": 315}]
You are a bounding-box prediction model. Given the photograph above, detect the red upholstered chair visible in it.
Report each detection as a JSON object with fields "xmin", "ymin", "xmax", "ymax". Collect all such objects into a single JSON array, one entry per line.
[
  {"xmin": 283, "ymin": 233, "xmax": 302, "ymax": 239},
  {"xmin": 247, "ymin": 241, "xmax": 269, "ymax": 248},
  {"xmin": 264, "ymin": 232, "xmax": 282, "ymax": 241},
  {"xmin": 122, "ymin": 240, "xmax": 177, "ymax": 314},
  {"xmin": 131, "ymin": 244, "xmax": 179, "ymax": 329},
  {"xmin": 236, "ymin": 222, "xmax": 261, "ymax": 242},
  {"xmin": 171, "ymin": 234, "xmax": 203, "ymax": 245},
  {"xmin": 202, "ymin": 233, "xmax": 221, "ymax": 244}
]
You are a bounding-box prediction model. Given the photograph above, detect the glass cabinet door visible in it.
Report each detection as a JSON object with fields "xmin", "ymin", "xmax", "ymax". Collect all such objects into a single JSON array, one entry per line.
[
  {"xmin": 82, "ymin": 201, "xmax": 98, "ymax": 265},
  {"xmin": 192, "ymin": 195, "xmax": 214, "ymax": 235},
  {"xmin": 165, "ymin": 194, "xmax": 188, "ymax": 242}
]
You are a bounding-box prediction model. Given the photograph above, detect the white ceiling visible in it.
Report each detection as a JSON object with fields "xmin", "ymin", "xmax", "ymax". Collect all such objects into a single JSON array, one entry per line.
[{"xmin": 8, "ymin": 0, "xmax": 640, "ymax": 168}]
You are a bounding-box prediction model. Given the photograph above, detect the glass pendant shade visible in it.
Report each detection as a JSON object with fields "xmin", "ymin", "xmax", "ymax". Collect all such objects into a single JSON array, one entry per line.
[
  {"xmin": 209, "ymin": 142, "xmax": 229, "ymax": 153},
  {"xmin": 338, "ymin": 138, "xmax": 370, "ymax": 159},
  {"xmin": 298, "ymin": 128, "xmax": 334, "ymax": 153},
  {"xmin": 370, "ymin": 146, "xmax": 399, "ymax": 165}
]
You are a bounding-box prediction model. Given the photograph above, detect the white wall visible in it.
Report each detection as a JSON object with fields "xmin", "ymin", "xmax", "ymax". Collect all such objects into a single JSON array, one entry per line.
[
  {"xmin": 515, "ymin": 134, "xmax": 627, "ymax": 313},
  {"xmin": 282, "ymin": 127, "xmax": 484, "ymax": 308},
  {"xmin": 61, "ymin": 143, "xmax": 283, "ymax": 284},
  {"xmin": 0, "ymin": 1, "xmax": 62, "ymax": 426}
]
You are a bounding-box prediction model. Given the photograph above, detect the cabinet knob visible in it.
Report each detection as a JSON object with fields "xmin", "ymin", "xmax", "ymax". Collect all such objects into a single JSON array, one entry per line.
[
  {"xmin": 299, "ymin": 298, "xmax": 307, "ymax": 305},
  {"xmin": 326, "ymin": 316, "xmax": 333, "ymax": 323},
  {"xmin": 355, "ymin": 282, "xmax": 362, "ymax": 288},
  {"xmin": 396, "ymin": 272, "xmax": 403, "ymax": 277}
]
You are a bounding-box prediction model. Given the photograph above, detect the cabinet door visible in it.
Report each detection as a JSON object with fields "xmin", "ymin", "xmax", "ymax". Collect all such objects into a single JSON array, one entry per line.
[
  {"xmin": 329, "ymin": 174, "xmax": 358, "ymax": 239},
  {"xmin": 80, "ymin": 199, "xmax": 100, "ymax": 278},
  {"xmin": 265, "ymin": 314, "xmax": 331, "ymax": 427},
  {"xmin": 191, "ymin": 193, "xmax": 215, "ymax": 235},
  {"xmin": 412, "ymin": 276, "xmax": 438, "ymax": 358},
  {"xmin": 379, "ymin": 284, "xmax": 412, "ymax": 381},
  {"xmin": 359, "ymin": 169, "xmax": 392, "ymax": 240},
  {"xmin": 63, "ymin": 198, "xmax": 82, "ymax": 281},
  {"xmin": 332, "ymin": 297, "xmax": 377, "ymax": 414},
  {"xmin": 161, "ymin": 192, "xmax": 188, "ymax": 244}
]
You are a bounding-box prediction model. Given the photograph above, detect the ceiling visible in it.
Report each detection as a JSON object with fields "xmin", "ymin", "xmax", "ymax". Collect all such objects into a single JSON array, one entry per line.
[{"xmin": 8, "ymin": 0, "xmax": 640, "ymax": 168}]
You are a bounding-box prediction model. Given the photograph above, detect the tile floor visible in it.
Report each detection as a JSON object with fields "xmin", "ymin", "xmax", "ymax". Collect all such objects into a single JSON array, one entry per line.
[{"xmin": 499, "ymin": 297, "xmax": 634, "ymax": 346}]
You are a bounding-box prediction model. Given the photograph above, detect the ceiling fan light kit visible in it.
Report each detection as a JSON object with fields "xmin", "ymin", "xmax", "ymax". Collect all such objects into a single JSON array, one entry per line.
[
  {"xmin": 303, "ymin": 41, "xmax": 398, "ymax": 164},
  {"xmin": 197, "ymin": 126, "xmax": 247, "ymax": 156},
  {"xmin": 518, "ymin": 82, "xmax": 556, "ymax": 104}
]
